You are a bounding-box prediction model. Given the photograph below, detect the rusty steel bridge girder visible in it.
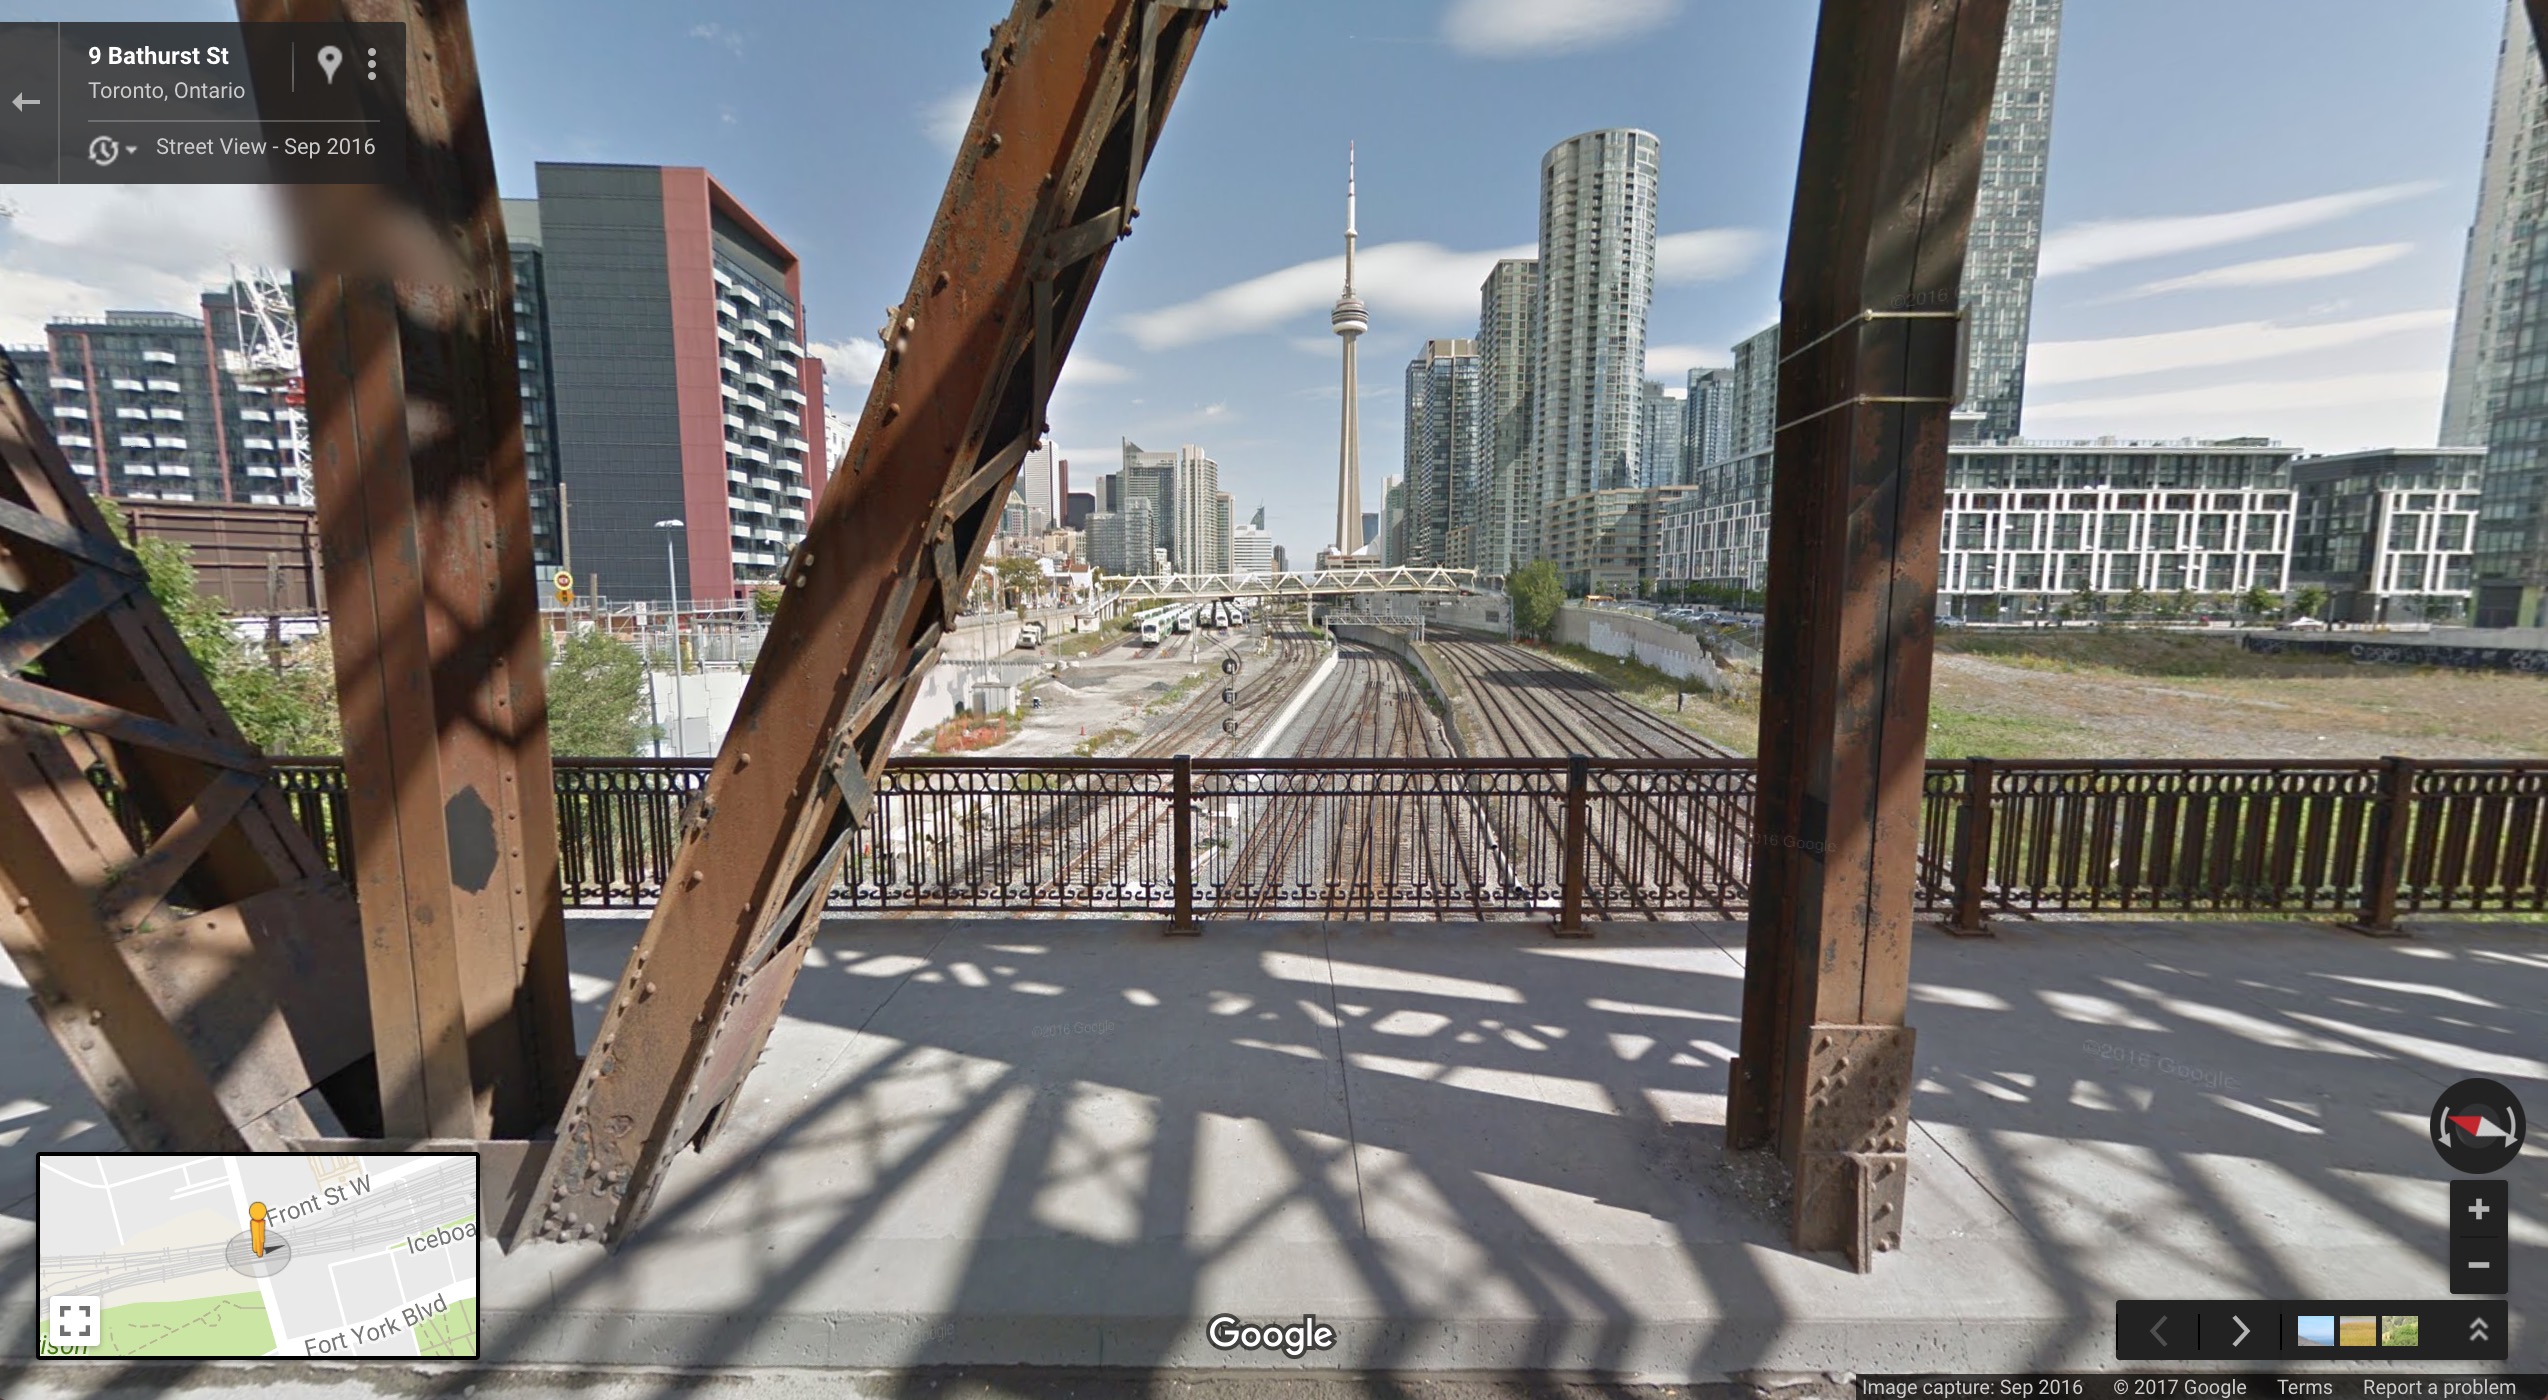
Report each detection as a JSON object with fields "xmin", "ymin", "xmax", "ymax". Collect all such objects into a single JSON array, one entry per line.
[
  {"xmin": 0, "ymin": 359, "xmax": 377, "ymax": 1150},
  {"xmin": 515, "ymin": 0, "xmax": 1227, "ymax": 1248},
  {"xmin": 1729, "ymin": 0, "xmax": 2011, "ymax": 1272},
  {"xmin": 243, "ymin": 0, "xmax": 580, "ymax": 1143}
]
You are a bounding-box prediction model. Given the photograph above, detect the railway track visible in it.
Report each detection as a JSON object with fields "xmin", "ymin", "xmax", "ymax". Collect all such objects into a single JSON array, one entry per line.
[
  {"xmin": 1427, "ymin": 637, "xmax": 1749, "ymax": 917},
  {"xmin": 890, "ymin": 623, "xmax": 1326, "ymax": 903},
  {"xmin": 1200, "ymin": 643, "xmax": 1497, "ymax": 920},
  {"xmin": 1427, "ymin": 637, "xmax": 1731, "ymax": 759}
]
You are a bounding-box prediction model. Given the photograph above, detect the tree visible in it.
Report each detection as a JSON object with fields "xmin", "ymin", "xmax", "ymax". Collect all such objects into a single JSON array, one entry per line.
[
  {"xmin": 2070, "ymin": 581, "xmax": 2102, "ymax": 620},
  {"xmin": 994, "ymin": 555, "xmax": 1044, "ymax": 613},
  {"xmin": 2119, "ymin": 584, "xmax": 2151, "ymax": 619},
  {"xmin": 2241, "ymin": 583, "xmax": 2279, "ymax": 621},
  {"xmin": 750, "ymin": 584, "xmax": 783, "ymax": 619},
  {"xmin": 104, "ymin": 500, "xmax": 342, "ymax": 754},
  {"xmin": 1507, "ymin": 559, "xmax": 1564, "ymax": 640},
  {"xmin": 546, "ymin": 628, "xmax": 651, "ymax": 757},
  {"xmin": 2290, "ymin": 584, "xmax": 2328, "ymax": 621}
]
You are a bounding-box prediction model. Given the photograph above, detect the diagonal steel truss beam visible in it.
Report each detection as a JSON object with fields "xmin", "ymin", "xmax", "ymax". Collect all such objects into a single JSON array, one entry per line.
[
  {"xmin": 0, "ymin": 356, "xmax": 376, "ymax": 1149},
  {"xmin": 515, "ymin": 0, "xmax": 1226, "ymax": 1247}
]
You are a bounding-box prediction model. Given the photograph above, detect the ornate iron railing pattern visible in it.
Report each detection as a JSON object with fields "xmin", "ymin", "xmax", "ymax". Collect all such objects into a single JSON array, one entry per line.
[{"xmin": 223, "ymin": 755, "xmax": 2546, "ymax": 924}]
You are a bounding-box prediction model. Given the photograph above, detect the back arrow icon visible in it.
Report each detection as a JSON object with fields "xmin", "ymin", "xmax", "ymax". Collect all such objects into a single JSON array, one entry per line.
[
  {"xmin": 2151, "ymin": 1315, "xmax": 2169, "ymax": 1346},
  {"xmin": 11, "ymin": 94, "xmax": 39, "ymax": 112},
  {"xmin": 2232, "ymin": 1315, "xmax": 2251, "ymax": 1347}
]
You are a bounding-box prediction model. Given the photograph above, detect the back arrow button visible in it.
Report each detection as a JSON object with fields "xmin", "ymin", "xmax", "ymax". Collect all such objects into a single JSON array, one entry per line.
[
  {"xmin": 11, "ymin": 94, "xmax": 40, "ymax": 113},
  {"xmin": 2151, "ymin": 1315, "xmax": 2169, "ymax": 1347}
]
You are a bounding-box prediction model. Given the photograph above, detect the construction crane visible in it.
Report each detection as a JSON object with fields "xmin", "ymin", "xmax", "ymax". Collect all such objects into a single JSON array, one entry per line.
[{"xmin": 221, "ymin": 266, "xmax": 314, "ymax": 508}]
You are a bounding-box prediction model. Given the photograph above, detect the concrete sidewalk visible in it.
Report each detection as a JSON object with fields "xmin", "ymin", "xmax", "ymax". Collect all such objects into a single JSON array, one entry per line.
[{"xmin": 3, "ymin": 915, "xmax": 2541, "ymax": 1381}]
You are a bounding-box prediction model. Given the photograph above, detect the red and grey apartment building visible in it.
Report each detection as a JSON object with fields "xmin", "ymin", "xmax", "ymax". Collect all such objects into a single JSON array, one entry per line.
[{"xmin": 519, "ymin": 162, "xmax": 827, "ymax": 605}]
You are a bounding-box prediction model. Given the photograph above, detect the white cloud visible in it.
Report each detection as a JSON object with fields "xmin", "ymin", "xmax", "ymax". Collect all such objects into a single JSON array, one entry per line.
[
  {"xmin": 688, "ymin": 23, "xmax": 745, "ymax": 56},
  {"xmin": 1120, "ymin": 227, "xmax": 1750, "ymax": 352},
  {"xmin": 2025, "ymin": 371, "xmax": 2447, "ymax": 452},
  {"xmin": 2127, "ymin": 243, "xmax": 2414, "ymax": 298},
  {"xmin": 809, "ymin": 338, "xmax": 885, "ymax": 398},
  {"xmin": 923, "ymin": 85, "xmax": 976, "ymax": 151},
  {"xmin": 1057, "ymin": 355, "xmax": 1132, "ymax": 388},
  {"xmin": 1123, "ymin": 239, "xmax": 1533, "ymax": 350},
  {"xmin": 1643, "ymin": 343, "xmax": 1731, "ymax": 378},
  {"xmin": 2025, "ymin": 309, "xmax": 2452, "ymax": 386},
  {"xmin": 1654, "ymin": 229, "xmax": 1764, "ymax": 285},
  {"xmin": 2037, "ymin": 182, "xmax": 2438, "ymax": 279},
  {"xmin": 0, "ymin": 185, "xmax": 284, "ymax": 344},
  {"xmin": 1442, "ymin": 0, "xmax": 1681, "ymax": 57}
]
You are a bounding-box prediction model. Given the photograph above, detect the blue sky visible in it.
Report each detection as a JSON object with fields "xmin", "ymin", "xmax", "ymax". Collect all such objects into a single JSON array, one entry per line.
[{"xmin": 0, "ymin": 0, "xmax": 2509, "ymax": 564}]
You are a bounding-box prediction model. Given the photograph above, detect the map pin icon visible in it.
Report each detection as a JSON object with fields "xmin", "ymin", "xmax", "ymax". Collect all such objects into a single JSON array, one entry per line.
[{"xmin": 316, "ymin": 46, "xmax": 342, "ymax": 83}]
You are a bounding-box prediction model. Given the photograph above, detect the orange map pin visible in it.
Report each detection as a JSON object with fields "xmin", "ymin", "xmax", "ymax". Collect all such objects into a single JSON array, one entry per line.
[{"xmin": 249, "ymin": 1201, "xmax": 267, "ymax": 1258}]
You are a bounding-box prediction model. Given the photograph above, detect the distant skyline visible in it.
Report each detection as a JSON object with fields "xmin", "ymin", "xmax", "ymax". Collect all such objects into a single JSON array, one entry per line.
[{"xmin": 0, "ymin": 0, "xmax": 2505, "ymax": 565}]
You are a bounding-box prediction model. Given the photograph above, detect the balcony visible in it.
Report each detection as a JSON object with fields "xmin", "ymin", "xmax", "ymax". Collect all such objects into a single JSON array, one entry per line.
[
  {"xmin": 141, "ymin": 349, "xmax": 178, "ymax": 364},
  {"xmin": 240, "ymin": 408, "xmax": 272, "ymax": 422},
  {"xmin": 739, "ymin": 395, "xmax": 770, "ymax": 414},
  {"xmin": 750, "ymin": 474, "xmax": 783, "ymax": 492},
  {"xmin": 246, "ymin": 465, "xmax": 279, "ymax": 478},
  {"xmin": 149, "ymin": 408, "xmax": 184, "ymax": 422},
  {"xmin": 110, "ymin": 378, "xmax": 146, "ymax": 392},
  {"xmin": 124, "ymin": 464, "xmax": 156, "ymax": 477},
  {"xmin": 720, "ymin": 357, "xmax": 743, "ymax": 377},
  {"xmin": 146, "ymin": 378, "xmax": 181, "ymax": 393},
  {"xmin": 731, "ymin": 284, "xmax": 761, "ymax": 308},
  {"xmin": 767, "ymin": 307, "xmax": 795, "ymax": 329},
  {"xmin": 70, "ymin": 460, "xmax": 94, "ymax": 475},
  {"xmin": 51, "ymin": 377, "xmax": 86, "ymax": 392},
  {"xmin": 717, "ymin": 327, "xmax": 738, "ymax": 346},
  {"xmin": 778, "ymin": 506, "xmax": 805, "ymax": 523},
  {"xmin": 59, "ymin": 433, "xmax": 93, "ymax": 449},
  {"xmin": 746, "ymin": 372, "xmax": 776, "ymax": 394},
  {"xmin": 152, "ymin": 435, "xmax": 187, "ymax": 450},
  {"xmin": 732, "ymin": 338, "xmax": 764, "ymax": 361},
  {"xmin": 121, "ymin": 434, "xmax": 155, "ymax": 450},
  {"xmin": 244, "ymin": 437, "xmax": 276, "ymax": 451},
  {"xmin": 774, "ymin": 409, "xmax": 800, "ymax": 427},
  {"xmin": 727, "ymin": 469, "xmax": 751, "ymax": 486},
  {"xmin": 58, "ymin": 405, "xmax": 92, "ymax": 421},
  {"xmin": 712, "ymin": 266, "xmax": 734, "ymax": 289},
  {"xmin": 781, "ymin": 388, "xmax": 807, "ymax": 406},
  {"xmin": 717, "ymin": 300, "xmax": 742, "ymax": 319},
  {"xmin": 746, "ymin": 421, "xmax": 778, "ymax": 441},
  {"xmin": 156, "ymin": 462, "xmax": 190, "ymax": 476},
  {"xmin": 783, "ymin": 436, "xmax": 810, "ymax": 454}
]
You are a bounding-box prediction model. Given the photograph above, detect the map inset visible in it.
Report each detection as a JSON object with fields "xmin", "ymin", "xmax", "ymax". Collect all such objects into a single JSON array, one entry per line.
[{"xmin": 37, "ymin": 1153, "xmax": 478, "ymax": 1359}]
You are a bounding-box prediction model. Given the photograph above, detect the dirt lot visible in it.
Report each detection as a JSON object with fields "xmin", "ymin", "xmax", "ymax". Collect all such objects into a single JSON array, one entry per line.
[{"xmin": 1603, "ymin": 629, "xmax": 2548, "ymax": 760}]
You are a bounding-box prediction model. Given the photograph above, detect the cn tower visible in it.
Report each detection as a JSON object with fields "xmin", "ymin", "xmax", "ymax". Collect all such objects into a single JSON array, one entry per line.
[{"xmin": 1330, "ymin": 143, "xmax": 1368, "ymax": 560}]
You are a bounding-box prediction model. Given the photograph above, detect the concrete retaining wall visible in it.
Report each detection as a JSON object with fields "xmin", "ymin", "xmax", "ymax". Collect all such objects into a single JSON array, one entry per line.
[
  {"xmin": 1330, "ymin": 623, "xmax": 1467, "ymax": 756},
  {"xmin": 1552, "ymin": 605, "xmax": 1726, "ymax": 691}
]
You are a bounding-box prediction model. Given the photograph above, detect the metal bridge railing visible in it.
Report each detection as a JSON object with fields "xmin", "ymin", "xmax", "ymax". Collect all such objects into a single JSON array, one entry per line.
[{"xmin": 98, "ymin": 755, "xmax": 2548, "ymax": 928}]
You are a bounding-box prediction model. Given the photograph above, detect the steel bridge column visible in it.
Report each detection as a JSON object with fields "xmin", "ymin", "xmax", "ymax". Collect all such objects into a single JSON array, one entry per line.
[
  {"xmin": 1727, "ymin": 0, "xmax": 2009, "ymax": 1271},
  {"xmin": 244, "ymin": 0, "xmax": 578, "ymax": 1141}
]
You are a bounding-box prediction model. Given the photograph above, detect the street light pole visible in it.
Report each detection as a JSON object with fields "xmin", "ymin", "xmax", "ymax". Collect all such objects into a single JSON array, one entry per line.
[{"xmin": 656, "ymin": 519, "xmax": 686, "ymax": 757}]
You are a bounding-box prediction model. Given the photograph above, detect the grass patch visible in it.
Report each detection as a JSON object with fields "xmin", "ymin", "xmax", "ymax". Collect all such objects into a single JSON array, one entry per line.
[
  {"xmin": 1046, "ymin": 627, "xmax": 1117, "ymax": 660},
  {"xmin": 1937, "ymin": 627, "xmax": 2371, "ymax": 679},
  {"xmin": 1144, "ymin": 671, "xmax": 1209, "ymax": 713},
  {"xmin": 1074, "ymin": 725, "xmax": 1138, "ymax": 756},
  {"xmin": 1924, "ymin": 706, "xmax": 2101, "ymax": 759},
  {"xmin": 1538, "ymin": 641, "xmax": 1760, "ymax": 753}
]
